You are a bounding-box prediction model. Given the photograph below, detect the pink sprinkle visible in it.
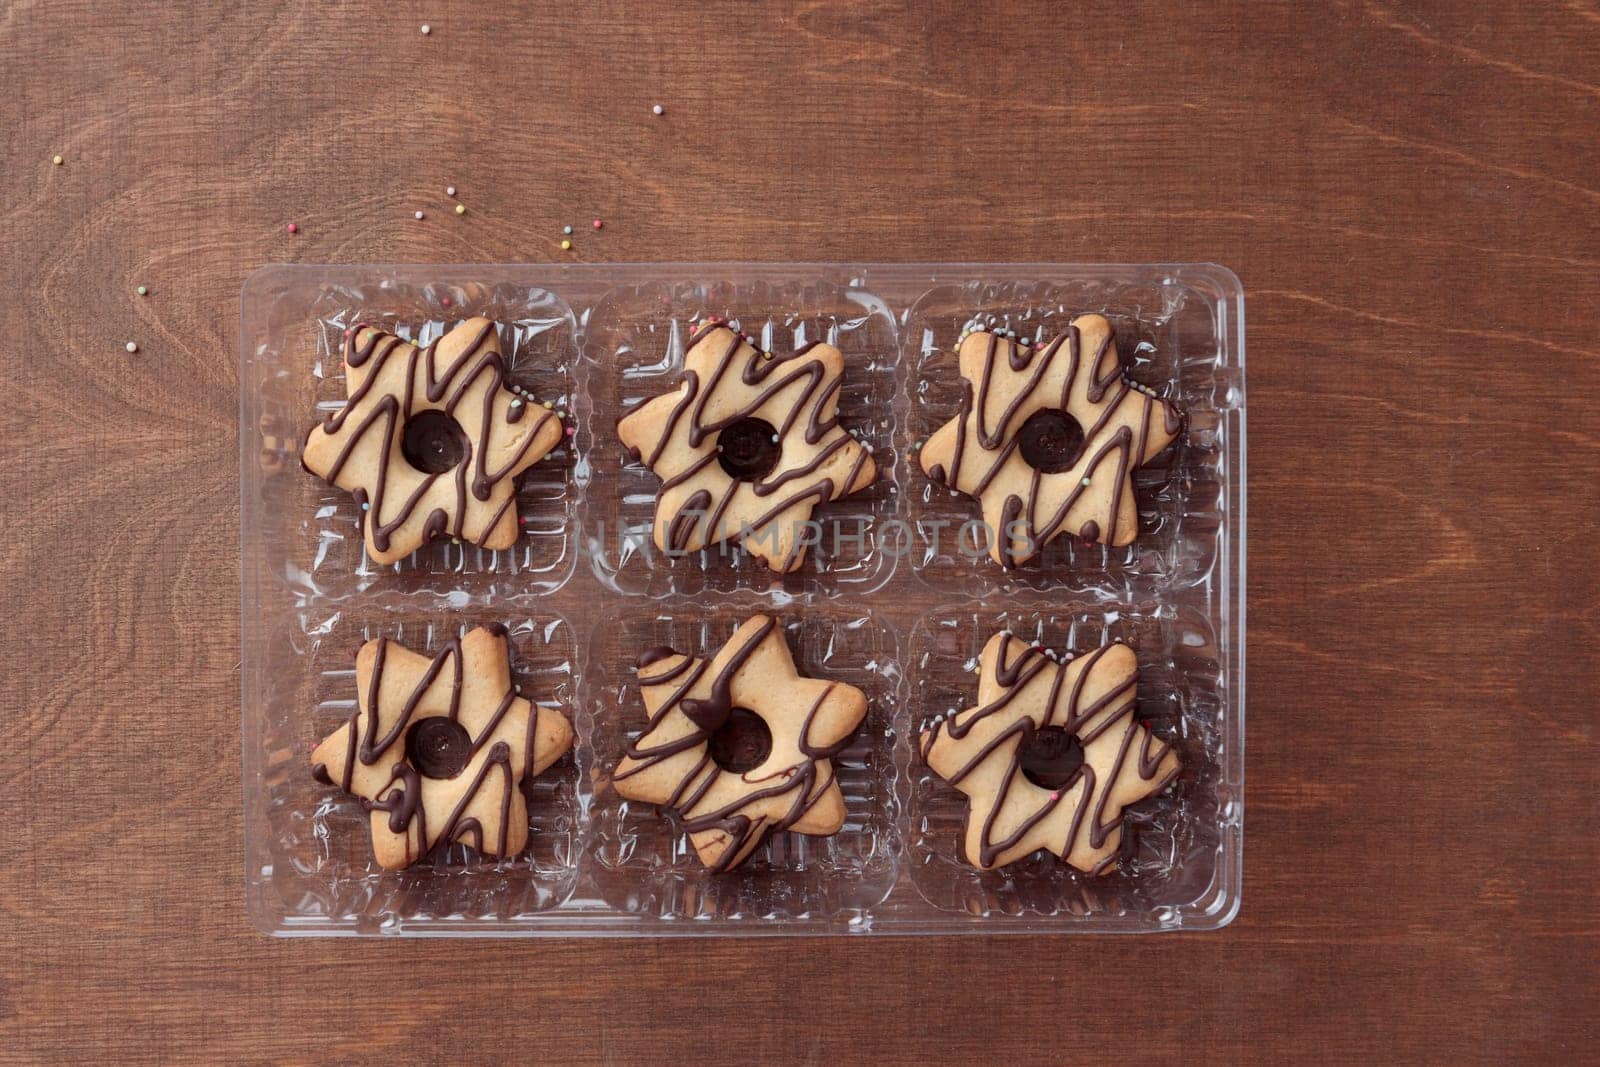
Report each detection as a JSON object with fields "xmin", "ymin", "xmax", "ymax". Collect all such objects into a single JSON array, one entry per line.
[
  {"xmin": 518, "ymin": 515, "xmax": 528, "ymax": 527},
  {"xmin": 565, "ymin": 426, "xmax": 575, "ymax": 437},
  {"xmin": 592, "ymin": 219, "xmax": 603, "ymax": 230},
  {"xmin": 1050, "ymin": 791, "xmax": 1061, "ymax": 801},
  {"xmin": 286, "ymin": 223, "xmax": 298, "ymax": 234},
  {"xmin": 343, "ymin": 328, "xmax": 353, "ymax": 338},
  {"xmin": 440, "ymin": 296, "xmax": 453, "ymax": 308}
]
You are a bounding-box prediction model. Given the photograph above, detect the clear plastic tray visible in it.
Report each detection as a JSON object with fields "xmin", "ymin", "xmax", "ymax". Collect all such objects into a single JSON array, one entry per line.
[{"xmin": 240, "ymin": 263, "xmax": 1245, "ymax": 936}]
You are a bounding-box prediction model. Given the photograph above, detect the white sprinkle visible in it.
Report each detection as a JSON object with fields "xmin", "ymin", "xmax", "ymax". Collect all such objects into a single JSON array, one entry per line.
[
  {"xmin": 446, "ymin": 185, "xmax": 456, "ymax": 196},
  {"xmin": 414, "ymin": 210, "xmax": 425, "ymax": 220},
  {"xmin": 771, "ymin": 434, "xmax": 780, "ymax": 443},
  {"xmin": 420, "ymin": 23, "xmax": 430, "ymax": 35},
  {"xmin": 125, "ymin": 341, "xmax": 138, "ymax": 353},
  {"xmin": 652, "ymin": 104, "xmax": 665, "ymax": 116},
  {"xmin": 1081, "ymin": 477, "xmax": 1091, "ymax": 487}
]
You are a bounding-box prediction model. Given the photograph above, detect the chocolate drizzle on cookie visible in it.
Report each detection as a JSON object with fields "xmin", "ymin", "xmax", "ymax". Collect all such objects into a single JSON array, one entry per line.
[
  {"xmin": 919, "ymin": 635, "xmax": 1180, "ymax": 872},
  {"xmin": 922, "ymin": 320, "xmax": 1182, "ymax": 564},
  {"xmin": 305, "ymin": 320, "xmax": 559, "ymax": 556},
  {"xmin": 613, "ymin": 617, "xmax": 863, "ymax": 872}
]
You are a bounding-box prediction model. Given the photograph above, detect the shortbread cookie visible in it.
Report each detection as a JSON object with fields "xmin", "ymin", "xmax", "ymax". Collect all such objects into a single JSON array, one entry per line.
[
  {"xmin": 616, "ymin": 319, "xmax": 877, "ymax": 572},
  {"xmin": 610, "ymin": 615, "xmax": 867, "ymax": 871},
  {"xmin": 919, "ymin": 633, "xmax": 1179, "ymax": 874},
  {"xmin": 310, "ymin": 625, "xmax": 574, "ymax": 869},
  {"xmin": 301, "ymin": 317, "xmax": 565, "ymax": 565},
  {"xmin": 918, "ymin": 315, "xmax": 1182, "ymax": 566}
]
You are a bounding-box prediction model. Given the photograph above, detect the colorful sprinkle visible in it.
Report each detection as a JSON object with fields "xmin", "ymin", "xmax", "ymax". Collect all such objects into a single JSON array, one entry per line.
[
  {"xmin": 135, "ymin": 285, "xmax": 148, "ymax": 296},
  {"xmin": 592, "ymin": 219, "xmax": 603, "ymax": 230},
  {"xmin": 52, "ymin": 155, "xmax": 63, "ymax": 165},
  {"xmin": 454, "ymin": 204, "xmax": 466, "ymax": 215},
  {"xmin": 652, "ymin": 104, "xmax": 665, "ymax": 116},
  {"xmin": 560, "ymin": 239, "xmax": 572, "ymax": 250},
  {"xmin": 543, "ymin": 400, "xmax": 554, "ymax": 410},
  {"xmin": 446, "ymin": 185, "xmax": 456, "ymax": 196},
  {"xmin": 565, "ymin": 426, "xmax": 575, "ymax": 437},
  {"xmin": 420, "ymin": 23, "xmax": 430, "ymax": 34},
  {"xmin": 509, "ymin": 397, "xmax": 523, "ymax": 408},
  {"xmin": 286, "ymin": 223, "xmax": 298, "ymax": 234},
  {"xmin": 1080, "ymin": 477, "xmax": 1091, "ymax": 487},
  {"xmin": 1050, "ymin": 791, "xmax": 1061, "ymax": 802},
  {"xmin": 414, "ymin": 210, "xmax": 425, "ymax": 220},
  {"xmin": 361, "ymin": 501, "xmax": 370, "ymax": 511},
  {"xmin": 124, "ymin": 341, "xmax": 138, "ymax": 353},
  {"xmin": 563, "ymin": 225, "xmax": 573, "ymax": 235}
]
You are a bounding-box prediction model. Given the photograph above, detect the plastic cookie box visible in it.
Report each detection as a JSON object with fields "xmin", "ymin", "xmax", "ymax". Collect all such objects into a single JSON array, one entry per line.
[{"xmin": 240, "ymin": 263, "xmax": 1245, "ymax": 936}]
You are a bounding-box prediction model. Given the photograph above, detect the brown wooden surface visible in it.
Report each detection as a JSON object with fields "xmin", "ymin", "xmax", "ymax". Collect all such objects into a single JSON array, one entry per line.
[{"xmin": 4, "ymin": 0, "xmax": 1597, "ymax": 1062}]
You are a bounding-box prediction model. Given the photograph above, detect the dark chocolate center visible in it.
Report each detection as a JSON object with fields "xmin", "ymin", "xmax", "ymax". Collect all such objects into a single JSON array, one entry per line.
[
  {"xmin": 707, "ymin": 707, "xmax": 773, "ymax": 774},
  {"xmin": 715, "ymin": 417, "xmax": 781, "ymax": 482},
  {"xmin": 401, "ymin": 410, "xmax": 469, "ymax": 474},
  {"xmin": 1019, "ymin": 725, "xmax": 1085, "ymax": 791},
  {"xmin": 1016, "ymin": 409, "xmax": 1085, "ymax": 473},
  {"xmin": 405, "ymin": 717, "xmax": 473, "ymax": 779}
]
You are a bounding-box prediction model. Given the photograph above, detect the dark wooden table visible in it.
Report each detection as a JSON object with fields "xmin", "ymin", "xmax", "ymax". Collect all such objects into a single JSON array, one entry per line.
[{"xmin": 5, "ymin": 1, "xmax": 1596, "ymax": 1062}]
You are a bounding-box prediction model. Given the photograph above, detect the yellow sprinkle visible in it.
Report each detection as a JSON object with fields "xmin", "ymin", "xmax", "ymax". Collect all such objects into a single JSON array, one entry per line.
[
  {"xmin": 560, "ymin": 239, "xmax": 572, "ymax": 250},
  {"xmin": 52, "ymin": 155, "xmax": 63, "ymax": 165},
  {"xmin": 542, "ymin": 401, "xmax": 553, "ymax": 410},
  {"xmin": 454, "ymin": 204, "xmax": 466, "ymax": 215}
]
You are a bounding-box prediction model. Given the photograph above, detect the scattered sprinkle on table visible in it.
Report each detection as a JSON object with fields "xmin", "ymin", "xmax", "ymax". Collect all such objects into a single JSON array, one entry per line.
[
  {"xmin": 125, "ymin": 341, "xmax": 138, "ymax": 353},
  {"xmin": 652, "ymin": 104, "xmax": 664, "ymax": 116},
  {"xmin": 563, "ymin": 225, "xmax": 572, "ymax": 235},
  {"xmin": 414, "ymin": 210, "xmax": 425, "ymax": 220},
  {"xmin": 286, "ymin": 223, "xmax": 298, "ymax": 234},
  {"xmin": 446, "ymin": 185, "xmax": 456, "ymax": 196},
  {"xmin": 136, "ymin": 285, "xmax": 148, "ymax": 296},
  {"xmin": 52, "ymin": 154, "xmax": 64, "ymax": 165},
  {"xmin": 455, "ymin": 204, "xmax": 466, "ymax": 215},
  {"xmin": 560, "ymin": 239, "xmax": 572, "ymax": 250},
  {"xmin": 592, "ymin": 219, "xmax": 603, "ymax": 230},
  {"xmin": 420, "ymin": 23, "xmax": 430, "ymax": 35}
]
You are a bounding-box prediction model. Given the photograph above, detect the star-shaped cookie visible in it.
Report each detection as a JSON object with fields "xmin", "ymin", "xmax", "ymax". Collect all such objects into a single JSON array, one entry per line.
[
  {"xmin": 301, "ymin": 317, "xmax": 565, "ymax": 565},
  {"xmin": 610, "ymin": 615, "xmax": 868, "ymax": 871},
  {"xmin": 919, "ymin": 632, "xmax": 1180, "ymax": 874},
  {"xmin": 310, "ymin": 625, "xmax": 574, "ymax": 870},
  {"xmin": 616, "ymin": 320, "xmax": 877, "ymax": 572},
  {"xmin": 918, "ymin": 315, "xmax": 1182, "ymax": 566}
]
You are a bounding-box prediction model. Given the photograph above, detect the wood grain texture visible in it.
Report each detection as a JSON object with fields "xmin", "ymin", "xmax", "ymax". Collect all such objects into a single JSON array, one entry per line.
[{"xmin": 2, "ymin": 0, "xmax": 1597, "ymax": 1062}]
